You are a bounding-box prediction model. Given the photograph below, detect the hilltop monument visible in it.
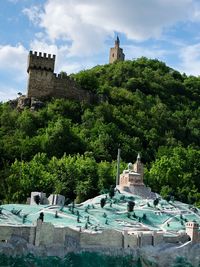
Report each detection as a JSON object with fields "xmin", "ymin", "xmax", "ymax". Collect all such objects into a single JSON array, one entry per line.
[{"xmin": 109, "ymin": 36, "xmax": 125, "ymax": 63}]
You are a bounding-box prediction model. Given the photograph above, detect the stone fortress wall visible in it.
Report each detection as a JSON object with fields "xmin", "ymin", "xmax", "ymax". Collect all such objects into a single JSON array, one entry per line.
[
  {"xmin": 26, "ymin": 51, "xmax": 96, "ymax": 103},
  {"xmin": 0, "ymin": 220, "xmax": 196, "ymax": 250},
  {"xmin": 18, "ymin": 38, "xmax": 123, "ymax": 110}
]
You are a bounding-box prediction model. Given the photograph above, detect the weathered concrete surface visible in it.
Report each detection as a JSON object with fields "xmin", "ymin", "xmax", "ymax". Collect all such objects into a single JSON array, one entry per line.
[{"xmin": 0, "ymin": 239, "xmax": 200, "ymax": 266}]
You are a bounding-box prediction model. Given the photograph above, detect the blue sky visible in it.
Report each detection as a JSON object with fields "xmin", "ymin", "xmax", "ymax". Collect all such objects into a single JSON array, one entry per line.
[{"xmin": 1, "ymin": 0, "xmax": 200, "ymax": 101}]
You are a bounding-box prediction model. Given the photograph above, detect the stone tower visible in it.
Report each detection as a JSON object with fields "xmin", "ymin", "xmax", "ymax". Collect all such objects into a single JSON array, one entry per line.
[
  {"xmin": 27, "ymin": 51, "xmax": 56, "ymax": 99},
  {"xmin": 186, "ymin": 221, "xmax": 199, "ymax": 243},
  {"xmin": 133, "ymin": 153, "xmax": 144, "ymax": 183},
  {"xmin": 109, "ymin": 36, "xmax": 125, "ymax": 64}
]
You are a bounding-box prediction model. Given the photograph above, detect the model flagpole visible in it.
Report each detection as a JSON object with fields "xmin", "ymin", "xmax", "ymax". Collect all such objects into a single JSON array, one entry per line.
[{"xmin": 116, "ymin": 148, "xmax": 121, "ymax": 186}]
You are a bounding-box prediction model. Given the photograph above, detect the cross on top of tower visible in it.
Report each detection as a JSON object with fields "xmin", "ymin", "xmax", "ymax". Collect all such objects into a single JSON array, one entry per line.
[{"xmin": 115, "ymin": 36, "xmax": 120, "ymax": 47}]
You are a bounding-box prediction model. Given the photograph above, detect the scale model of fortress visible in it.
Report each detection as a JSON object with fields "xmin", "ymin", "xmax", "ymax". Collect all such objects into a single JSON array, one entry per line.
[{"xmin": 0, "ymin": 155, "xmax": 200, "ymax": 255}]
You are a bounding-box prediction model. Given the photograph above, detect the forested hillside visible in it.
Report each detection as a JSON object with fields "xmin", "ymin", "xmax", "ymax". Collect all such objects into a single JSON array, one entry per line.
[{"xmin": 1, "ymin": 57, "xmax": 200, "ymax": 206}]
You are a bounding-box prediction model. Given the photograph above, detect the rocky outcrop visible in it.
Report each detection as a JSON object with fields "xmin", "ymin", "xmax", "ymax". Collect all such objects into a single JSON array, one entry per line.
[{"xmin": 17, "ymin": 96, "xmax": 45, "ymax": 111}]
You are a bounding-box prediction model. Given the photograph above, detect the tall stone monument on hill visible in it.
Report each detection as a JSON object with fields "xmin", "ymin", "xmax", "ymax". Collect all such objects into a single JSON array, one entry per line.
[
  {"xmin": 185, "ymin": 221, "xmax": 200, "ymax": 243},
  {"xmin": 109, "ymin": 36, "xmax": 125, "ymax": 63},
  {"xmin": 118, "ymin": 154, "xmax": 156, "ymax": 199}
]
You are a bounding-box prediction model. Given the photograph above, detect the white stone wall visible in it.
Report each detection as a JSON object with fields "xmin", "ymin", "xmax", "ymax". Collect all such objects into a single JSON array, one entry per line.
[
  {"xmin": 35, "ymin": 221, "xmax": 54, "ymax": 246},
  {"xmin": 124, "ymin": 232, "xmax": 138, "ymax": 248},
  {"xmin": 48, "ymin": 194, "xmax": 65, "ymax": 206},
  {"xmin": 0, "ymin": 225, "xmax": 32, "ymax": 243},
  {"xmin": 80, "ymin": 229, "xmax": 122, "ymax": 249},
  {"xmin": 140, "ymin": 233, "xmax": 153, "ymax": 247},
  {"xmin": 164, "ymin": 235, "xmax": 181, "ymax": 244},
  {"xmin": 152, "ymin": 232, "xmax": 164, "ymax": 246},
  {"xmin": 1, "ymin": 222, "xmax": 195, "ymax": 249}
]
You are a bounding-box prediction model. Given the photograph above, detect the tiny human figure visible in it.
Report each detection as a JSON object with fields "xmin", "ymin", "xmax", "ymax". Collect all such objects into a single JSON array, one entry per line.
[
  {"xmin": 22, "ymin": 214, "xmax": 28, "ymax": 224},
  {"xmin": 39, "ymin": 212, "xmax": 44, "ymax": 222}
]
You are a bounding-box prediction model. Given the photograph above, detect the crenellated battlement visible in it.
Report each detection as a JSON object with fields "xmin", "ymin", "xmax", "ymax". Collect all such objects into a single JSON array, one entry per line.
[
  {"xmin": 29, "ymin": 50, "xmax": 56, "ymax": 59},
  {"xmin": 27, "ymin": 50, "xmax": 56, "ymax": 73}
]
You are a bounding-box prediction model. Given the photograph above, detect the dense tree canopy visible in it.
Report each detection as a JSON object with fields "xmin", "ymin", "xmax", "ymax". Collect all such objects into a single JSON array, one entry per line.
[{"xmin": 1, "ymin": 57, "xmax": 200, "ymax": 205}]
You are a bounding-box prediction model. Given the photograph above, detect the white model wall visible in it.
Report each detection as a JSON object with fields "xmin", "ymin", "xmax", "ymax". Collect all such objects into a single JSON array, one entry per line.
[{"xmin": 0, "ymin": 222, "xmax": 194, "ymax": 249}]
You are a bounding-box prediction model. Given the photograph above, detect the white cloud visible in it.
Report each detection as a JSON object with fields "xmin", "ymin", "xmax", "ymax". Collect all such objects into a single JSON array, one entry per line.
[
  {"xmin": 24, "ymin": 0, "xmax": 194, "ymax": 57},
  {"xmin": 0, "ymin": 44, "xmax": 28, "ymax": 101},
  {"xmin": 0, "ymin": 44, "xmax": 27, "ymax": 72},
  {"xmin": 38, "ymin": 0, "xmax": 108, "ymax": 56},
  {"xmin": 178, "ymin": 43, "xmax": 200, "ymax": 75},
  {"xmin": 23, "ymin": 5, "xmax": 42, "ymax": 25},
  {"xmin": 189, "ymin": 1, "xmax": 200, "ymax": 21},
  {"xmin": 75, "ymin": 0, "xmax": 193, "ymax": 40},
  {"xmin": 0, "ymin": 85, "xmax": 19, "ymax": 102}
]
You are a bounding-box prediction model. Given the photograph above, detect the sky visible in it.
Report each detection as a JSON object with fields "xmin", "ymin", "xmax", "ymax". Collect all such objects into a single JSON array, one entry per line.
[{"xmin": 1, "ymin": 0, "xmax": 200, "ymax": 101}]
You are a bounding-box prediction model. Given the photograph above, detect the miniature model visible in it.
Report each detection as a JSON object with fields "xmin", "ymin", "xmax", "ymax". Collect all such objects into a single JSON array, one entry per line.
[
  {"xmin": 0, "ymin": 155, "xmax": 199, "ymax": 254},
  {"xmin": 118, "ymin": 154, "xmax": 155, "ymax": 198}
]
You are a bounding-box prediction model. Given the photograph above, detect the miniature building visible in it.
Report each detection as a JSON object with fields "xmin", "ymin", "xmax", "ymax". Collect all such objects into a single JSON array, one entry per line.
[
  {"xmin": 185, "ymin": 221, "xmax": 200, "ymax": 243},
  {"xmin": 48, "ymin": 194, "xmax": 65, "ymax": 206},
  {"xmin": 30, "ymin": 192, "xmax": 65, "ymax": 206},
  {"xmin": 26, "ymin": 51, "xmax": 96, "ymax": 102},
  {"xmin": 30, "ymin": 192, "xmax": 48, "ymax": 205},
  {"xmin": 118, "ymin": 154, "xmax": 155, "ymax": 199},
  {"xmin": 109, "ymin": 36, "xmax": 125, "ymax": 64},
  {"xmin": 120, "ymin": 154, "xmax": 144, "ymax": 187}
]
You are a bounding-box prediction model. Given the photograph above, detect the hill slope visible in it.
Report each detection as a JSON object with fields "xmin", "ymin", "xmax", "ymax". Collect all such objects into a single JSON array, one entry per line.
[{"xmin": 0, "ymin": 57, "xmax": 200, "ymax": 205}]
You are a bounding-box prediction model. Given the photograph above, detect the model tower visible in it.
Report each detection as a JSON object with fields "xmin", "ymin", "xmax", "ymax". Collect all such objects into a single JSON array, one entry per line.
[{"xmin": 186, "ymin": 222, "xmax": 199, "ymax": 243}]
